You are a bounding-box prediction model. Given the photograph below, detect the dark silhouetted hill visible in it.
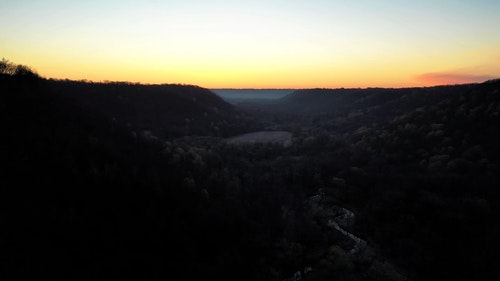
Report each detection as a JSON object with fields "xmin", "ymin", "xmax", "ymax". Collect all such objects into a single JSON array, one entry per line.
[
  {"xmin": 46, "ymin": 79, "xmax": 259, "ymax": 138},
  {"xmin": 0, "ymin": 71, "xmax": 266, "ymax": 281},
  {"xmin": 2, "ymin": 60, "xmax": 500, "ymax": 281},
  {"xmin": 282, "ymin": 85, "xmax": 474, "ymax": 119}
]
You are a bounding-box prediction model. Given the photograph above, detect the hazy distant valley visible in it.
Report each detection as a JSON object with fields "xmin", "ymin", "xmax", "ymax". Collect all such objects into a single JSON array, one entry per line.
[
  {"xmin": 2, "ymin": 62, "xmax": 500, "ymax": 281},
  {"xmin": 211, "ymin": 89, "xmax": 293, "ymax": 104}
]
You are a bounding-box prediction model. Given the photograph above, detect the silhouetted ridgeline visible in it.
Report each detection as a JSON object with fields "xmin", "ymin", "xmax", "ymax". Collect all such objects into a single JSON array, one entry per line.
[
  {"xmin": 274, "ymin": 85, "xmax": 475, "ymax": 123},
  {"xmin": 46, "ymin": 79, "xmax": 260, "ymax": 138},
  {"xmin": 2, "ymin": 61, "xmax": 500, "ymax": 281},
  {"xmin": 1, "ymin": 66, "xmax": 271, "ymax": 280}
]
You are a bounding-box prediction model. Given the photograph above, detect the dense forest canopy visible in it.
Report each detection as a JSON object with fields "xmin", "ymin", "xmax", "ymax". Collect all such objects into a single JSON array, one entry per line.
[{"xmin": 1, "ymin": 60, "xmax": 499, "ymax": 281}]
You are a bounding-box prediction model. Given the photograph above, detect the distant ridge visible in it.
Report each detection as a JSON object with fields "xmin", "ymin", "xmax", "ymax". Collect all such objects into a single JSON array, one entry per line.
[
  {"xmin": 279, "ymin": 82, "xmax": 494, "ymax": 114},
  {"xmin": 482, "ymin": 78, "xmax": 500, "ymax": 84}
]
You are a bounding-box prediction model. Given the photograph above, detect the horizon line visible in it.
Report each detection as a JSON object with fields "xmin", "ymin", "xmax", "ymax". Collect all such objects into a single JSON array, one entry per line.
[
  {"xmin": 208, "ymin": 79, "xmax": 499, "ymax": 90},
  {"xmin": 13, "ymin": 74, "xmax": 500, "ymax": 90}
]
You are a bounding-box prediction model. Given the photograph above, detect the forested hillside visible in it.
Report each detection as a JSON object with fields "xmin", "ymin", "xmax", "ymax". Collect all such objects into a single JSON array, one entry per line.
[
  {"xmin": 232, "ymin": 80, "xmax": 500, "ymax": 280},
  {"xmin": 45, "ymin": 80, "xmax": 260, "ymax": 138},
  {"xmin": 1, "ymin": 66, "xmax": 269, "ymax": 280},
  {"xmin": 1, "ymin": 60, "xmax": 499, "ymax": 281}
]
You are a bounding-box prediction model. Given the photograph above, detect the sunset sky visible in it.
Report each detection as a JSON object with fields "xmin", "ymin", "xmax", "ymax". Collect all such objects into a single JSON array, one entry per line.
[{"xmin": 1, "ymin": 0, "xmax": 499, "ymax": 88}]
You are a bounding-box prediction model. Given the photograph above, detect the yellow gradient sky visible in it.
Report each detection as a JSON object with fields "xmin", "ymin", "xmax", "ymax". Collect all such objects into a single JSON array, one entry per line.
[{"xmin": 1, "ymin": 0, "xmax": 500, "ymax": 88}]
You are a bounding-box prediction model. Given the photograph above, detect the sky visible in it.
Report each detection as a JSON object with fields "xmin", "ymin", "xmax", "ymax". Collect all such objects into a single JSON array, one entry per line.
[{"xmin": 1, "ymin": 0, "xmax": 500, "ymax": 88}]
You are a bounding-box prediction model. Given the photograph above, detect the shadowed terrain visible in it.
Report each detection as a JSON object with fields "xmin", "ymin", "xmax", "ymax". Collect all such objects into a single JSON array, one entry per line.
[
  {"xmin": 226, "ymin": 131, "xmax": 292, "ymax": 147},
  {"xmin": 2, "ymin": 60, "xmax": 500, "ymax": 281}
]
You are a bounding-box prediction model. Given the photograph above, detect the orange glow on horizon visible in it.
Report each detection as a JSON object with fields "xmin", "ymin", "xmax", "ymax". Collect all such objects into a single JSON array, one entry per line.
[{"xmin": 2, "ymin": 1, "xmax": 499, "ymax": 89}]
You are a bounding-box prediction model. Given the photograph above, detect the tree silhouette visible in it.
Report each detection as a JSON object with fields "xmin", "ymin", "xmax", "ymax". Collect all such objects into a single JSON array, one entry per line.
[
  {"xmin": 0, "ymin": 58, "xmax": 38, "ymax": 78},
  {"xmin": 0, "ymin": 58, "xmax": 16, "ymax": 75}
]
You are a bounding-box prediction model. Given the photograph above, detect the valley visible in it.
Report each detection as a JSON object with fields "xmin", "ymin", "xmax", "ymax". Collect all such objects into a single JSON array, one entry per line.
[{"xmin": 2, "ymin": 66, "xmax": 500, "ymax": 281}]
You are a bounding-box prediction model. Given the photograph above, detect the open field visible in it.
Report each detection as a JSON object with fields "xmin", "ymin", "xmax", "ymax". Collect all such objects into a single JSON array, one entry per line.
[{"xmin": 226, "ymin": 131, "xmax": 292, "ymax": 147}]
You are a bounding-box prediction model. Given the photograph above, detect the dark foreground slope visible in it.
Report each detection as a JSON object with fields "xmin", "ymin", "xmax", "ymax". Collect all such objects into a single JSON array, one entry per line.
[
  {"xmin": 2, "ymin": 68, "xmax": 500, "ymax": 281},
  {"xmin": 0, "ymin": 74, "xmax": 271, "ymax": 281},
  {"xmin": 240, "ymin": 81, "xmax": 500, "ymax": 280}
]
